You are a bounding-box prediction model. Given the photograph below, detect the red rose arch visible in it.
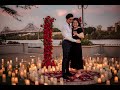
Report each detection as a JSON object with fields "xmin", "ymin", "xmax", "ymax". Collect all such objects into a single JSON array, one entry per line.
[{"xmin": 41, "ymin": 16, "xmax": 56, "ymax": 68}]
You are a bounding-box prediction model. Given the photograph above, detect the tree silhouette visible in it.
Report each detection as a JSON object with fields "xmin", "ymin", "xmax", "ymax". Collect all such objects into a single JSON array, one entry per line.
[{"xmin": 0, "ymin": 5, "xmax": 38, "ymax": 21}]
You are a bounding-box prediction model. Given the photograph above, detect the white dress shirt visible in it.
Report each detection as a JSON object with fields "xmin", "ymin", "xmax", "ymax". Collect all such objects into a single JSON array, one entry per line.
[{"xmin": 61, "ymin": 22, "xmax": 77, "ymax": 42}]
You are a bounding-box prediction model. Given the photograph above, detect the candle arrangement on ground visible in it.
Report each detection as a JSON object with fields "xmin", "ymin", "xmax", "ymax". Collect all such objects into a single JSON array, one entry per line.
[{"xmin": 0, "ymin": 56, "xmax": 120, "ymax": 85}]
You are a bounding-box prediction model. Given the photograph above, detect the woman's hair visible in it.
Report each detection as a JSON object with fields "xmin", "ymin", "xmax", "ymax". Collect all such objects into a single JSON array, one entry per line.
[{"xmin": 72, "ymin": 18, "xmax": 81, "ymax": 27}]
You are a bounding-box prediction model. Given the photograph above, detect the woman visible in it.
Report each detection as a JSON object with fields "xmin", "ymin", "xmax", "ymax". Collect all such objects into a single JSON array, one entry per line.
[{"xmin": 70, "ymin": 18, "xmax": 84, "ymax": 77}]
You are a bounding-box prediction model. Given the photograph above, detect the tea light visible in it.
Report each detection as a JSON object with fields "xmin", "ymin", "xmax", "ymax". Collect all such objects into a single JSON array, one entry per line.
[
  {"xmin": 97, "ymin": 78, "xmax": 102, "ymax": 83},
  {"xmin": 25, "ymin": 79, "xmax": 30, "ymax": 85},
  {"xmin": 106, "ymin": 80, "xmax": 110, "ymax": 85},
  {"xmin": 114, "ymin": 76, "xmax": 118, "ymax": 83},
  {"xmin": 2, "ymin": 74, "xmax": 6, "ymax": 82},
  {"xmin": 14, "ymin": 77, "xmax": 18, "ymax": 84}
]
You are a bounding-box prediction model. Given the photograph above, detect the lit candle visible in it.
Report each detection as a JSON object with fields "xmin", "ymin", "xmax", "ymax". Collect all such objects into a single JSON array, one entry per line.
[
  {"xmin": 50, "ymin": 77, "xmax": 54, "ymax": 84},
  {"xmin": 117, "ymin": 64, "xmax": 120, "ymax": 69},
  {"xmin": 60, "ymin": 77, "xmax": 64, "ymax": 85},
  {"xmin": 12, "ymin": 72, "xmax": 16, "ymax": 77},
  {"xmin": 16, "ymin": 57, "xmax": 18, "ymax": 62},
  {"xmin": 2, "ymin": 74, "xmax": 6, "ymax": 82},
  {"xmin": 101, "ymin": 74, "xmax": 105, "ymax": 82},
  {"xmin": 0, "ymin": 69, "xmax": 3, "ymax": 76},
  {"xmin": 97, "ymin": 78, "xmax": 102, "ymax": 84},
  {"xmin": 45, "ymin": 69, "xmax": 48, "ymax": 73},
  {"xmin": 15, "ymin": 69, "xmax": 18, "ymax": 75},
  {"xmin": 44, "ymin": 83, "xmax": 48, "ymax": 85},
  {"xmin": 2, "ymin": 59, "xmax": 4, "ymax": 64},
  {"xmin": 114, "ymin": 70, "xmax": 117, "ymax": 75},
  {"xmin": 40, "ymin": 78, "xmax": 44, "ymax": 84},
  {"xmin": 8, "ymin": 71, "xmax": 12, "ymax": 77},
  {"xmin": 12, "ymin": 83, "xmax": 16, "ymax": 85},
  {"xmin": 14, "ymin": 77, "xmax": 18, "ymax": 84},
  {"xmin": 11, "ymin": 77, "xmax": 15, "ymax": 83},
  {"xmin": 20, "ymin": 71, "xmax": 24, "ymax": 78},
  {"xmin": 53, "ymin": 78, "xmax": 57, "ymax": 85},
  {"xmin": 35, "ymin": 81, "xmax": 39, "ymax": 85},
  {"xmin": 10, "ymin": 60, "xmax": 12, "ymax": 64},
  {"xmin": 25, "ymin": 79, "xmax": 30, "ymax": 85},
  {"xmin": 8, "ymin": 64, "xmax": 12, "ymax": 70},
  {"xmin": 106, "ymin": 80, "xmax": 110, "ymax": 85},
  {"xmin": 41, "ymin": 68, "xmax": 45, "ymax": 74},
  {"xmin": 114, "ymin": 76, "xmax": 118, "ymax": 83}
]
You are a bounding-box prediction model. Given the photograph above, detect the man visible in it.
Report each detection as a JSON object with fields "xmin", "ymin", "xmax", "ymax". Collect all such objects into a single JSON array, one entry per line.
[{"xmin": 61, "ymin": 13, "xmax": 81, "ymax": 79}]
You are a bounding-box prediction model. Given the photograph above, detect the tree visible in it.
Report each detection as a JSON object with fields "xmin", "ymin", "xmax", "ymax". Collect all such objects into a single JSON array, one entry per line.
[
  {"xmin": 97, "ymin": 25, "xmax": 102, "ymax": 31},
  {"xmin": 53, "ymin": 28, "xmax": 61, "ymax": 32},
  {"xmin": 0, "ymin": 5, "xmax": 38, "ymax": 21}
]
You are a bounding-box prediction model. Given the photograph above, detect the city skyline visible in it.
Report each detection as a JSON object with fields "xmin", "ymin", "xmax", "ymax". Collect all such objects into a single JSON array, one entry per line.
[{"xmin": 0, "ymin": 5, "xmax": 120, "ymax": 32}]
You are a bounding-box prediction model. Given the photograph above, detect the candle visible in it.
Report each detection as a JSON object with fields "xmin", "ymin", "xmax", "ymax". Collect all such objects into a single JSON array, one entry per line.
[
  {"xmin": 41, "ymin": 68, "xmax": 45, "ymax": 74},
  {"xmin": 53, "ymin": 78, "xmax": 57, "ymax": 85},
  {"xmin": 8, "ymin": 71, "xmax": 12, "ymax": 77},
  {"xmin": 106, "ymin": 80, "xmax": 110, "ymax": 85},
  {"xmin": 2, "ymin": 59, "xmax": 4, "ymax": 64},
  {"xmin": 117, "ymin": 64, "xmax": 120, "ymax": 69},
  {"xmin": 8, "ymin": 64, "xmax": 12, "ymax": 70},
  {"xmin": 44, "ymin": 83, "xmax": 48, "ymax": 85},
  {"xmin": 45, "ymin": 69, "xmax": 48, "ymax": 73},
  {"xmin": 20, "ymin": 71, "xmax": 24, "ymax": 78},
  {"xmin": 15, "ymin": 69, "xmax": 18, "ymax": 75},
  {"xmin": 10, "ymin": 60, "xmax": 12, "ymax": 64},
  {"xmin": 11, "ymin": 77, "xmax": 15, "ymax": 83},
  {"xmin": 101, "ymin": 74, "xmax": 105, "ymax": 82},
  {"xmin": 2, "ymin": 74, "xmax": 6, "ymax": 82},
  {"xmin": 114, "ymin": 76, "xmax": 118, "ymax": 83},
  {"xmin": 25, "ymin": 79, "xmax": 30, "ymax": 85},
  {"xmin": 50, "ymin": 77, "xmax": 54, "ymax": 82},
  {"xmin": 14, "ymin": 77, "xmax": 18, "ymax": 84},
  {"xmin": 12, "ymin": 72, "xmax": 16, "ymax": 77},
  {"xmin": 12, "ymin": 83, "xmax": 16, "ymax": 85},
  {"xmin": 16, "ymin": 57, "xmax": 18, "ymax": 62},
  {"xmin": 40, "ymin": 78, "xmax": 44, "ymax": 84},
  {"xmin": 0, "ymin": 69, "xmax": 3, "ymax": 76},
  {"xmin": 114, "ymin": 70, "xmax": 117, "ymax": 75},
  {"xmin": 35, "ymin": 81, "xmax": 39, "ymax": 85},
  {"xmin": 97, "ymin": 78, "xmax": 102, "ymax": 84},
  {"xmin": 60, "ymin": 77, "xmax": 64, "ymax": 85}
]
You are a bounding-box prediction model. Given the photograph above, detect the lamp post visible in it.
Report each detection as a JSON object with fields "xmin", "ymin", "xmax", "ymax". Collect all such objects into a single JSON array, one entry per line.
[{"xmin": 77, "ymin": 5, "xmax": 88, "ymax": 28}]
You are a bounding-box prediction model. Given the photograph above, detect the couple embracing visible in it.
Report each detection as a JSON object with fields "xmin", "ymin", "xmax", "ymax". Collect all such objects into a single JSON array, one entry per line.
[{"xmin": 61, "ymin": 13, "xmax": 85, "ymax": 79}]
